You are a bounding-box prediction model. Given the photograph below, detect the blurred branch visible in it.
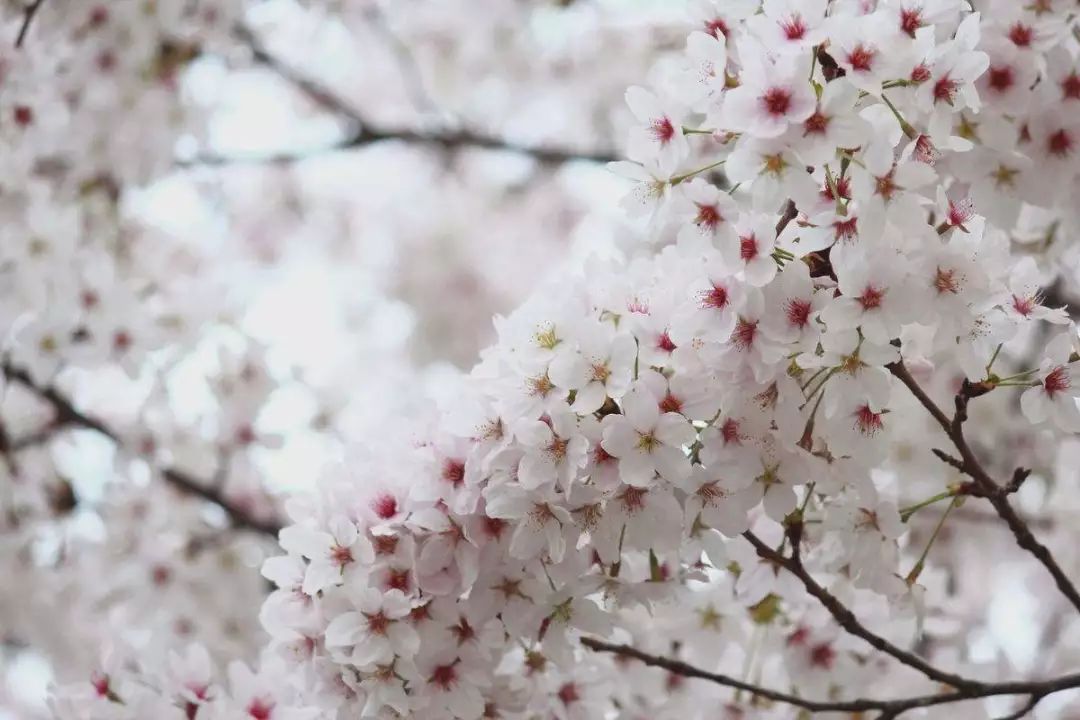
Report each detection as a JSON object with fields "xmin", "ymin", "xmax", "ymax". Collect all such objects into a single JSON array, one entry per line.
[
  {"xmin": 181, "ymin": 26, "xmax": 620, "ymax": 168},
  {"xmin": 361, "ymin": 4, "xmax": 441, "ymax": 117},
  {"xmin": 0, "ymin": 363, "xmax": 282, "ymax": 537},
  {"xmin": 14, "ymin": 0, "xmax": 46, "ymax": 48}
]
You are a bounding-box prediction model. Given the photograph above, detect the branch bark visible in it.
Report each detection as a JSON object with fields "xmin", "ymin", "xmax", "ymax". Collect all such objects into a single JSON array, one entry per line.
[
  {"xmin": 1, "ymin": 364, "xmax": 282, "ymax": 537},
  {"xmin": 582, "ymin": 636, "xmax": 1080, "ymax": 718},
  {"xmin": 15, "ymin": 0, "xmax": 46, "ymax": 48},
  {"xmin": 887, "ymin": 359, "xmax": 1080, "ymax": 614},
  {"xmin": 182, "ymin": 26, "xmax": 620, "ymax": 168}
]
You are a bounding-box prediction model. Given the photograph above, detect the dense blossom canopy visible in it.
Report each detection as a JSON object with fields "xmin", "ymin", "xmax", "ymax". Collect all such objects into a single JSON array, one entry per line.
[{"xmin": 5, "ymin": 0, "xmax": 1080, "ymax": 719}]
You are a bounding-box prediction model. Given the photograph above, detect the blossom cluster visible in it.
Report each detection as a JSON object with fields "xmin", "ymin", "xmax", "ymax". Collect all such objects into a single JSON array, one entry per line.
[{"xmin": 44, "ymin": 0, "xmax": 1080, "ymax": 718}]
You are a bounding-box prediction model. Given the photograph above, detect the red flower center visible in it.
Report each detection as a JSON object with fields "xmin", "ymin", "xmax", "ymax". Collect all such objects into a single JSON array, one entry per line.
[
  {"xmin": 857, "ymin": 285, "xmax": 886, "ymax": 310},
  {"xmin": 987, "ymin": 65, "xmax": 1015, "ymax": 93},
  {"xmin": 739, "ymin": 234, "xmax": 759, "ymax": 261},
  {"xmin": 1008, "ymin": 22, "xmax": 1033, "ymax": 47},
  {"xmin": 695, "ymin": 203, "xmax": 722, "ymax": 230},
  {"xmin": 933, "ymin": 74, "xmax": 960, "ymax": 105},
  {"xmin": 1063, "ymin": 72, "xmax": 1080, "ymax": 100},
  {"xmin": 701, "ymin": 282, "xmax": 729, "ymax": 310},
  {"xmin": 785, "ymin": 298, "xmax": 812, "ymax": 328},
  {"xmin": 899, "ymin": 7, "xmax": 922, "ymax": 37},
  {"xmin": 430, "ymin": 664, "xmax": 458, "ymax": 691},
  {"xmin": 731, "ymin": 318, "xmax": 758, "ymax": 350},
  {"xmin": 247, "ymin": 699, "xmax": 274, "ymax": 720},
  {"xmin": 558, "ymin": 682, "xmax": 580, "ymax": 705},
  {"xmin": 779, "ymin": 14, "xmax": 806, "ymax": 40},
  {"xmin": 1048, "ymin": 129, "xmax": 1074, "ymax": 158},
  {"xmin": 442, "ymin": 459, "xmax": 466, "ymax": 487},
  {"xmin": 372, "ymin": 493, "xmax": 398, "ymax": 520},
  {"xmin": 854, "ymin": 405, "xmax": 884, "ymax": 436},
  {"xmin": 761, "ymin": 87, "xmax": 792, "ymax": 117},
  {"xmin": 803, "ymin": 111, "xmax": 829, "ymax": 135},
  {"xmin": 650, "ymin": 117, "xmax": 676, "ymax": 144},
  {"xmin": 659, "ymin": 392, "xmax": 683, "ymax": 414},
  {"xmin": 657, "ymin": 330, "xmax": 677, "ymax": 353},
  {"xmin": 1044, "ymin": 366, "xmax": 1071, "ymax": 398},
  {"xmin": 847, "ymin": 44, "xmax": 876, "ymax": 72},
  {"xmin": 810, "ymin": 642, "xmax": 836, "ymax": 669}
]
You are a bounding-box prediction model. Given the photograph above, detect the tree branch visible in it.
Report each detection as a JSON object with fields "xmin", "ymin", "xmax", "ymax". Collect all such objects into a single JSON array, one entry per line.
[
  {"xmin": 182, "ymin": 26, "xmax": 620, "ymax": 168},
  {"xmin": 15, "ymin": 0, "xmax": 46, "ymax": 48},
  {"xmin": 741, "ymin": 530, "xmax": 980, "ymax": 690},
  {"xmin": 887, "ymin": 359, "xmax": 1080, "ymax": 614},
  {"xmin": 1, "ymin": 364, "xmax": 282, "ymax": 538},
  {"xmin": 582, "ymin": 636, "xmax": 1080, "ymax": 718}
]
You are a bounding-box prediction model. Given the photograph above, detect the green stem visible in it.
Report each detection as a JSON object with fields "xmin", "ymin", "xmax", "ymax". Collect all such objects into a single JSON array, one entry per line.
[
  {"xmin": 906, "ymin": 497, "xmax": 959, "ymax": 583},
  {"xmin": 900, "ymin": 490, "xmax": 956, "ymax": 522},
  {"xmin": 671, "ymin": 159, "xmax": 727, "ymax": 185}
]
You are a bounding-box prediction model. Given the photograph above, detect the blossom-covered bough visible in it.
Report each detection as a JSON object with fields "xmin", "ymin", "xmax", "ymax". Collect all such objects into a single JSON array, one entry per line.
[{"xmin": 19, "ymin": 0, "xmax": 1080, "ymax": 718}]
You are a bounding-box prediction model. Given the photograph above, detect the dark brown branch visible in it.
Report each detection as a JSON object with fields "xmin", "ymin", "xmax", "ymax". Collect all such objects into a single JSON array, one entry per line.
[
  {"xmin": 1, "ymin": 364, "xmax": 282, "ymax": 537},
  {"xmin": 887, "ymin": 360, "xmax": 1080, "ymax": 614},
  {"xmin": 582, "ymin": 637, "xmax": 1080, "ymax": 718},
  {"xmin": 182, "ymin": 26, "xmax": 619, "ymax": 168},
  {"xmin": 741, "ymin": 530, "xmax": 980, "ymax": 690},
  {"xmin": 15, "ymin": 0, "xmax": 46, "ymax": 48}
]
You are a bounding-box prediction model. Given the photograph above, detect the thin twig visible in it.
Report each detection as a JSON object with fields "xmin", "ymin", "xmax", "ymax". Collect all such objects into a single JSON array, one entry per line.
[
  {"xmin": 1, "ymin": 364, "xmax": 281, "ymax": 537},
  {"xmin": 742, "ymin": 530, "xmax": 980, "ymax": 690},
  {"xmin": 887, "ymin": 360, "xmax": 1080, "ymax": 614},
  {"xmin": 15, "ymin": 0, "xmax": 45, "ymax": 48},
  {"xmin": 182, "ymin": 25, "xmax": 619, "ymax": 168},
  {"xmin": 582, "ymin": 637, "xmax": 1080, "ymax": 718}
]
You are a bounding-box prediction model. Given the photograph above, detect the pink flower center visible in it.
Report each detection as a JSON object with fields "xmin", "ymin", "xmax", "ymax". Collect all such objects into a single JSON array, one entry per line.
[
  {"xmin": 1008, "ymin": 22, "xmax": 1033, "ymax": 47},
  {"xmin": 366, "ymin": 611, "xmax": 391, "ymax": 635},
  {"xmin": 656, "ymin": 330, "xmax": 677, "ymax": 353},
  {"xmin": 650, "ymin": 117, "xmax": 676, "ymax": 144},
  {"xmin": 785, "ymin": 298, "xmax": 812, "ymax": 328},
  {"xmin": 779, "ymin": 14, "xmax": 806, "ymax": 40},
  {"xmin": 442, "ymin": 459, "xmax": 466, "ymax": 487},
  {"xmin": 914, "ymin": 134, "xmax": 940, "ymax": 165},
  {"xmin": 1063, "ymin": 72, "xmax": 1080, "ymax": 100},
  {"xmin": 899, "ymin": 7, "xmax": 923, "ymax": 37},
  {"xmin": 558, "ymin": 682, "xmax": 581, "ymax": 705},
  {"xmin": 739, "ymin": 234, "xmax": 759, "ymax": 261},
  {"xmin": 701, "ymin": 282, "xmax": 729, "ymax": 310},
  {"xmin": 430, "ymin": 664, "xmax": 458, "ymax": 691},
  {"xmin": 1044, "ymin": 366, "xmax": 1071, "ymax": 398},
  {"xmin": 695, "ymin": 203, "xmax": 722, "ymax": 230},
  {"xmin": 988, "ymin": 65, "xmax": 1014, "ymax": 92},
  {"xmin": 854, "ymin": 404, "xmax": 884, "ymax": 436},
  {"xmin": 705, "ymin": 18, "xmax": 729, "ymax": 38},
  {"xmin": 833, "ymin": 216, "xmax": 859, "ymax": 243},
  {"xmin": 856, "ymin": 285, "xmax": 886, "ymax": 310},
  {"xmin": 846, "ymin": 44, "xmax": 876, "ymax": 72},
  {"xmin": 659, "ymin": 392, "xmax": 683, "ymax": 414},
  {"xmin": 330, "ymin": 544, "xmax": 354, "ymax": 567},
  {"xmin": 803, "ymin": 111, "xmax": 829, "ymax": 135},
  {"xmin": 947, "ymin": 197, "xmax": 974, "ymax": 227},
  {"xmin": 1048, "ymin": 129, "xmax": 1074, "ymax": 158},
  {"xmin": 731, "ymin": 318, "xmax": 758, "ymax": 351},
  {"xmin": 761, "ymin": 87, "xmax": 792, "ymax": 117},
  {"xmin": 910, "ymin": 63, "xmax": 932, "ymax": 84},
  {"xmin": 933, "ymin": 74, "xmax": 960, "ymax": 105},
  {"xmin": 372, "ymin": 493, "xmax": 398, "ymax": 520},
  {"xmin": 934, "ymin": 267, "xmax": 960, "ymax": 294},
  {"xmin": 247, "ymin": 699, "xmax": 274, "ymax": 720},
  {"xmin": 619, "ymin": 485, "xmax": 648, "ymax": 512},
  {"xmin": 720, "ymin": 418, "xmax": 742, "ymax": 445},
  {"xmin": 810, "ymin": 643, "xmax": 836, "ymax": 669}
]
